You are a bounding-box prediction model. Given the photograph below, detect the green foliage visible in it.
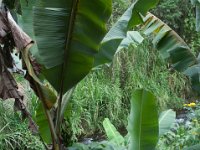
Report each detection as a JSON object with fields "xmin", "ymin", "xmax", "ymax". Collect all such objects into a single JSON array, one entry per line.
[
  {"xmin": 69, "ymin": 89, "xmax": 160, "ymax": 150},
  {"xmin": 3, "ymin": 0, "xmax": 199, "ymax": 149},
  {"xmin": 0, "ymin": 100, "xmax": 44, "ymax": 150},
  {"xmin": 142, "ymin": 13, "xmax": 196, "ymax": 72},
  {"xmin": 103, "ymin": 118, "xmax": 125, "ymax": 146},
  {"xmin": 157, "ymin": 122, "xmax": 200, "ymax": 149},
  {"xmin": 152, "ymin": 0, "xmax": 200, "ymax": 54},
  {"xmin": 32, "ymin": 0, "xmax": 112, "ymax": 93},
  {"xmin": 128, "ymin": 89, "xmax": 158, "ymax": 150},
  {"xmin": 159, "ymin": 109, "xmax": 176, "ymax": 136},
  {"xmin": 68, "ymin": 70, "xmax": 124, "ymax": 139},
  {"xmin": 157, "ymin": 101, "xmax": 200, "ymax": 150},
  {"xmin": 116, "ymin": 40, "xmax": 191, "ymax": 110},
  {"xmin": 94, "ymin": 0, "xmax": 159, "ymax": 66},
  {"xmin": 66, "ymin": 38, "xmax": 192, "ymax": 140}
]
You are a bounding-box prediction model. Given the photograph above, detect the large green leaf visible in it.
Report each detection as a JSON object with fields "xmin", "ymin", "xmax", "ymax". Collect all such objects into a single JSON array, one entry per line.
[
  {"xmin": 94, "ymin": 0, "xmax": 159, "ymax": 67},
  {"xmin": 159, "ymin": 109, "xmax": 176, "ymax": 136},
  {"xmin": 128, "ymin": 89, "xmax": 159, "ymax": 150},
  {"xmin": 19, "ymin": 0, "xmax": 42, "ymax": 62},
  {"xmin": 142, "ymin": 13, "xmax": 197, "ymax": 72},
  {"xmin": 32, "ymin": 0, "xmax": 112, "ymax": 93},
  {"xmin": 19, "ymin": 1, "xmax": 57, "ymax": 109},
  {"xmin": 103, "ymin": 118, "xmax": 125, "ymax": 146},
  {"xmin": 141, "ymin": 13, "xmax": 200, "ymax": 94}
]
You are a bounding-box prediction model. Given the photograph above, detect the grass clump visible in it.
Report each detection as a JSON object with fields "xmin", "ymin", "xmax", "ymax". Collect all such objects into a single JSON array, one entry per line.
[
  {"xmin": 67, "ymin": 40, "xmax": 193, "ymax": 140},
  {"xmin": 0, "ymin": 100, "xmax": 44, "ymax": 150}
]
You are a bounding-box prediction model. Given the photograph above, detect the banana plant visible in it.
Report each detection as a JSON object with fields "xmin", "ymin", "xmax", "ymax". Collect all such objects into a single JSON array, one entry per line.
[
  {"xmin": 15, "ymin": 0, "xmax": 159, "ymax": 149},
  {"xmin": 24, "ymin": 0, "xmax": 112, "ymax": 149},
  {"xmin": 3, "ymin": 0, "xmax": 198, "ymax": 149},
  {"xmin": 103, "ymin": 92, "xmax": 175, "ymax": 150}
]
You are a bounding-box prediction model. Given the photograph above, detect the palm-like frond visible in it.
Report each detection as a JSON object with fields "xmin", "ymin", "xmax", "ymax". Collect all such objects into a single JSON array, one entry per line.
[{"xmin": 142, "ymin": 13, "xmax": 200, "ymax": 93}]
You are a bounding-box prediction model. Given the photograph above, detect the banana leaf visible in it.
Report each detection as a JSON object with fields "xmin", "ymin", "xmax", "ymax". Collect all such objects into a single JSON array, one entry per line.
[
  {"xmin": 128, "ymin": 89, "xmax": 158, "ymax": 150},
  {"xmin": 142, "ymin": 13, "xmax": 197, "ymax": 72},
  {"xmin": 141, "ymin": 13, "xmax": 200, "ymax": 94},
  {"xmin": 94, "ymin": 0, "xmax": 159, "ymax": 67},
  {"xmin": 159, "ymin": 109, "xmax": 176, "ymax": 136},
  {"xmin": 103, "ymin": 118, "xmax": 125, "ymax": 146},
  {"xmin": 33, "ymin": 0, "xmax": 112, "ymax": 94}
]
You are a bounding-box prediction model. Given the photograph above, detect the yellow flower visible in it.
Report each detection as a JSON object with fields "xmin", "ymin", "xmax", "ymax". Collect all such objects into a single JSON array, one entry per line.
[
  {"xmin": 184, "ymin": 102, "xmax": 196, "ymax": 107},
  {"xmin": 189, "ymin": 102, "xmax": 196, "ymax": 107}
]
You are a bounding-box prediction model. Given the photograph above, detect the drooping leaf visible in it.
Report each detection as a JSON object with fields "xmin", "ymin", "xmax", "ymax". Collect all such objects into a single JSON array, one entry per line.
[
  {"xmin": 19, "ymin": 1, "xmax": 112, "ymax": 143},
  {"xmin": 142, "ymin": 13, "xmax": 197, "ymax": 72},
  {"xmin": 128, "ymin": 89, "xmax": 159, "ymax": 150},
  {"xmin": 103, "ymin": 118, "xmax": 125, "ymax": 146},
  {"xmin": 159, "ymin": 109, "xmax": 176, "ymax": 136},
  {"xmin": 61, "ymin": 87, "xmax": 75, "ymax": 119},
  {"xmin": 18, "ymin": 0, "xmax": 57, "ymax": 110},
  {"xmin": 94, "ymin": 0, "xmax": 159, "ymax": 67},
  {"xmin": 3, "ymin": 2, "xmax": 57, "ymax": 143},
  {"xmin": 19, "ymin": 0, "xmax": 41, "ymax": 62},
  {"xmin": 141, "ymin": 13, "xmax": 200, "ymax": 94},
  {"xmin": 0, "ymin": 48, "xmax": 21, "ymax": 100},
  {"xmin": 0, "ymin": 5, "xmax": 31, "ymax": 105},
  {"xmin": 0, "ymin": 5, "xmax": 37, "ymax": 132},
  {"xmin": 32, "ymin": 0, "xmax": 112, "ymax": 94}
]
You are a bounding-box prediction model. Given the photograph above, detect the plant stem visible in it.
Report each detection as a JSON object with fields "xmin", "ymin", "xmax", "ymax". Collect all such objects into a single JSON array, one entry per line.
[
  {"xmin": 55, "ymin": 0, "xmax": 79, "ymax": 140},
  {"xmin": 34, "ymin": 82, "xmax": 59, "ymax": 149}
]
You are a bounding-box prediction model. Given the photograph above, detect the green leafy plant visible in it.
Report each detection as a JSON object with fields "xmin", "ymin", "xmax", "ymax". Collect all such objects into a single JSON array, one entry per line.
[
  {"xmin": 157, "ymin": 101, "xmax": 200, "ymax": 150},
  {"xmin": 128, "ymin": 89, "xmax": 159, "ymax": 150},
  {"xmin": 0, "ymin": 0, "xmax": 160, "ymax": 149},
  {"xmin": 3, "ymin": 0, "xmax": 200, "ymax": 149},
  {"xmin": 103, "ymin": 118, "xmax": 125, "ymax": 146},
  {"xmin": 69, "ymin": 89, "xmax": 176, "ymax": 150}
]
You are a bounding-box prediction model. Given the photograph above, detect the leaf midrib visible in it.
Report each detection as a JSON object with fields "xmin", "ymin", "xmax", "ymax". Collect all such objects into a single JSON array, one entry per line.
[
  {"xmin": 59, "ymin": 0, "xmax": 79, "ymax": 94},
  {"xmin": 159, "ymin": 109, "xmax": 171, "ymax": 125},
  {"xmin": 106, "ymin": 119, "xmax": 116, "ymax": 139}
]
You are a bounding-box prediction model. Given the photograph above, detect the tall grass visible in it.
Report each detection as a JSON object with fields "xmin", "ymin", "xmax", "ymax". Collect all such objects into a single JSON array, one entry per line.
[
  {"xmin": 115, "ymin": 40, "xmax": 193, "ymax": 111},
  {"xmin": 0, "ymin": 74, "xmax": 45, "ymax": 150},
  {"xmin": 0, "ymin": 99, "xmax": 44, "ymax": 150},
  {"xmin": 69, "ymin": 70, "xmax": 124, "ymax": 139},
  {"xmin": 67, "ymin": 39, "xmax": 193, "ymax": 140}
]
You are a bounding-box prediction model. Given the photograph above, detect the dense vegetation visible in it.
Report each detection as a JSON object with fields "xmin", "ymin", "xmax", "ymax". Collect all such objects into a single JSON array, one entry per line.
[{"xmin": 0, "ymin": 0, "xmax": 200, "ymax": 149}]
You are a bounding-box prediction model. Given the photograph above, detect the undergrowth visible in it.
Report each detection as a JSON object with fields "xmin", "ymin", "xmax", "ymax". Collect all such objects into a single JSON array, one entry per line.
[
  {"xmin": 68, "ymin": 39, "xmax": 193, "ymax": 140},
  {"xmin": 0, "ymin": 100, "xmax": 44, "ymax": 150},
  {"xmin": 0, "ymin": 74, "xmax": 44, "ymax": 150}
]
